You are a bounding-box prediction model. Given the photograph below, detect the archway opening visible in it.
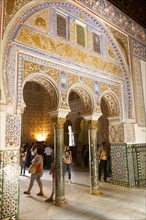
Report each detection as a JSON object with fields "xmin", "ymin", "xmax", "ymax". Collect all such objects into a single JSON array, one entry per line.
[
  {"xmin": 98, "ymin": 97, "xmax": 109, "ymax": 145},
  {"xmin": 64, "ymin": 91, "xmax": 89, "ymax": 168},
  {"xmin": 98, "ymin": 93, "xmax": 120, "ymax": 145},
  {"xmin": 22, "ymin": 81, "xmax": 54, "ymax": 145}
]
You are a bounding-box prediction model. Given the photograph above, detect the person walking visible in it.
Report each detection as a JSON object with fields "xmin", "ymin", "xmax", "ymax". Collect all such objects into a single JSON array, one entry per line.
[
  {"xmin": 44, "ymin": 145, "xmax": 52, "ymax": 170},
  {"xmin": 98, "ymin": 141, "xmax": 108, "ymax": 182},
  {"xmin": 24, "ymin": 147, "xmax": 44, "ymax": 196},
  {"xmin": 64, "ymin": 145, "xmax": 72, "ymax": 183},
  {"xmin": 20, "ymin": 147, "xmax": 27, "ymax": 176}
]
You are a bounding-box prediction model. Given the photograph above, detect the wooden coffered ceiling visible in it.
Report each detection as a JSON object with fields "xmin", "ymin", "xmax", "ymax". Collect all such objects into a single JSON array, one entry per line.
[{"xmin": 107, "ymin": 0, "xmax": 146, "ymax": 28}]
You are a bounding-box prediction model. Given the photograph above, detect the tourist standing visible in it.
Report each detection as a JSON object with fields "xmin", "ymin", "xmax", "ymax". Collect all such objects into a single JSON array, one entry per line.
[{"xmin": 64, "ymin": 145, "xmax": 72, "ymax": 183}]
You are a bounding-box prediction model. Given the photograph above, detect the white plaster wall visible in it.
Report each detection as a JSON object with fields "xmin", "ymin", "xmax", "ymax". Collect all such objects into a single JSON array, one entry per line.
[
  {"xmin": 135, "ymin": 124, "xmax": 146, "ymax": 143},
  {"xmin": 140, "ymin": 60, "xmax": 146, "ymax": 115}
]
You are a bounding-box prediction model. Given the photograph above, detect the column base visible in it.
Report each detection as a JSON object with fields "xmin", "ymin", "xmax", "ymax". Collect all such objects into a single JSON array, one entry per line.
[
  {"xmin": 90, "ymin": 189, "xmax": 102, "ymax": 195},
  {"xmin": 54, "ymin": 199, "xmax": 68, "ymax": 207}
]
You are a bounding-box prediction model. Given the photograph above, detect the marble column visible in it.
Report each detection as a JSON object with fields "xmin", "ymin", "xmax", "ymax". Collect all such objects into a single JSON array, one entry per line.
[
  {"xmin": 54, "ymin": 117, "xmax": 67, "ymax": 206},
  {"xmin": 88, "ymin": 120, "xmax": 100, "ymax": 195}
]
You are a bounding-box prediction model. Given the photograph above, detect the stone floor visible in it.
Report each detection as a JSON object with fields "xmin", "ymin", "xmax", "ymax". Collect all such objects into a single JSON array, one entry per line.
[{"xmin": 19, "ymin": 168, "xmax": 146, "ymax": 220}]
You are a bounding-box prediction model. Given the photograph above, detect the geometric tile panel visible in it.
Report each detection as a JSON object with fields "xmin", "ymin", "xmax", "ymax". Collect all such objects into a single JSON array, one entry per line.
[
  {"xmin": 111, "ymin": 144, "xmax": 129, "ymax": 186},
  {"xmin": 132, "ymin": 144, "xmax": 146, "ymax": 186},
  {"xmin": 111, "ymin": 143, "xmax": 146, "ymax": 187},
  {"xmin": 127, "ymin": 146, "xmax": 135, "ymax": 186},
  {"xmin": 0, "ymin": 149, "xmax": 19, "ymax": 220}
]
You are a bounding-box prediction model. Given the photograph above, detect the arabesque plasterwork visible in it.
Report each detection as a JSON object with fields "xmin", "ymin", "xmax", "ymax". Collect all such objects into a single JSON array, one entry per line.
[
  {"xmin": 124, "ymin": 123, "xmax": 135, "ymax": 143},
  {"xmin": 60, "ymin": 91, "xmax": 68, "ymax": 109},
  {"xmin": 16, "ymin": 26, "xmax": 123, "ymax": 77},
  {"xmin": 109, "ymin": 123, "xmax": 124, "ymax": 143},
  {"xmin": 4, "ymin": 0, "xmax": 31, "ymax": 28},
  {"xmin": 3, "ymin": 0, "xmax": 145, "ymax": 48},
  {"xmin": 100, "ymin": 82, "xmax": 120, "ymax": 97},
  {"xmin": 23, "ymin": 60, "xmax": 60, "ymax": 85},
  {"xmin": 106, "ymin": 25, "xmax": 130, "ymax": 66},
  {"xmin": 5, "ymin": 114, "xmax": 21, "ymax": 148},
  {"xmin": 107, "ymin": 41, "xmax": 119, "ymax": 63},
  {"xmin": 68, "ymin": 74, "xmax": 79, "ymax": 88},
  {"xmin": 133, "ymin": 56, "xmax": 146, "ymax": 126},
  {"xmin": 24, "ymin": 8, "xmax": 50, "ymax": 33}
]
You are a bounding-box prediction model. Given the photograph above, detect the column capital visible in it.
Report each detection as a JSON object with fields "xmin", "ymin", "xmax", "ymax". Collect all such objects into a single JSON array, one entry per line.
[
  {"xmin": 87, "ymin": 120, "xmax": 98, "ymax": 130},
  {"xmin": 54, "ymin": 117, "xmax": 66, "ymax": 129},
  {"xmin": 83, "ymin": 113, "xmax": 102, "ymax": 122},
  {"xmin": 49, "ymin": 109, "xmax": 70, "ymax": 120}
]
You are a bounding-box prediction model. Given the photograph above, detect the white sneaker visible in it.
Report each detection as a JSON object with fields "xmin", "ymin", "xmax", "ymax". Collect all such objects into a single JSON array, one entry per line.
[{"xmin": 68, "ymin": 179, "xmax": 72, "ymax": 184}]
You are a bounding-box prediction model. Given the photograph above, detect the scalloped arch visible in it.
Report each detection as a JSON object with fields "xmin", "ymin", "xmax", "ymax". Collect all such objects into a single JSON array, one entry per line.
[
  {"xmin": 101, "ymin": 92, "xmax": 121, "ymax": 117},
  {"xmin": 68, "ymin": 82, "xmax": 95, "ymax": 115},
  {"xmin": 22, "ymin": 73, "xmax": 59, "ymax": 112}
]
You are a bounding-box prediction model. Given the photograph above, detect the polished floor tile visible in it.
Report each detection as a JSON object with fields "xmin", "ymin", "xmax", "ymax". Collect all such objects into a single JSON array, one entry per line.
[{"xmin": 19, "ymin": 169, "xmax": 146, "ymax": 220}]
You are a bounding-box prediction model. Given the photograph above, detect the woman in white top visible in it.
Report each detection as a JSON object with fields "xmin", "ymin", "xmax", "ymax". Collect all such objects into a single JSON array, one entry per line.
[{"xmin": 64, "ymin": 145, "xmax": 72, "ymax": 183}]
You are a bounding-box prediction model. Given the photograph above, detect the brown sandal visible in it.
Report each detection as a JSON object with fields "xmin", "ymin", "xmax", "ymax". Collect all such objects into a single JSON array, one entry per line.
[
  {"xmin": 45, "ymin": 197, "xmax": 53, "ymax": 202},
  {"xmin": 37, "ymin": 192, "xmax": 44, "ymax": 196},
  {"xmin": 24, "ymin": 191, "xmax": 30, "ymax": 195}
]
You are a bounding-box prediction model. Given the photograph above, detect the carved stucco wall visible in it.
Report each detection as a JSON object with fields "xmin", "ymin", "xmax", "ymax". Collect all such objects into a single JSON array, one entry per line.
[
  {"xmin": 2, "ymin": 0, "xmax": 145, "ymax": 149},
  {"xmin": 132, "ymin": 56, "xmax": 146, "ymax": 126},
  {"xmin": 4, "ymin": 2, "xmax": 132, "ymax": 120},
  {"xmin": 3, "ymin": 0, "xmax": 145, "ymax": 45}
]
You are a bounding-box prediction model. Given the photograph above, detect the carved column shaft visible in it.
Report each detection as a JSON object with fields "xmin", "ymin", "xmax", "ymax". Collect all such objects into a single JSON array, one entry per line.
[
  {"xmin": 88, "ymin": 120, "xmax": 100, "ymax": 195},
  {"xmin": 54, "ymin": 118, "xmax": 66, "ymax": 206}
]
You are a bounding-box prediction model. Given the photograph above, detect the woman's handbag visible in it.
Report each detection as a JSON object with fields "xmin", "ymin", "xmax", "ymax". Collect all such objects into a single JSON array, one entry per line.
[{"xmin": 28, "ymin": 163, "xmax": 36, "ymax": 174}]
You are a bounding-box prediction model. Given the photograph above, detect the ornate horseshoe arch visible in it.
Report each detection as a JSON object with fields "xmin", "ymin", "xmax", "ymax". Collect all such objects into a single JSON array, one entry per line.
[
  {"xmin": 21, "ymin": 73, "xmax": 59, "ymax": 113},
  {"xmin": 100, "ymin": 91, "xmax": 121, "ymax": 118},
  {"xmin": 68, "ymin": 83, "xmax": 95, "ymax": 115}
]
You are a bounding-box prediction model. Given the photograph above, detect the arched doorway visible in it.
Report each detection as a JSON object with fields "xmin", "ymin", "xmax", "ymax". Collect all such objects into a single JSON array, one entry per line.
[
  {"xmin": 22, "ymin": 81, "xmax": 54, "ymax": 144},
  {"xmin": 66, "ymin": 87, "xmax": 94, "ymax": 167},
  {"xmin": 98, "ymin": 97, "xmax": 109, "ymax": 145},
  {"xmin": 99, "ymin": 92, "xmax": 121, "ymax": 144}
]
